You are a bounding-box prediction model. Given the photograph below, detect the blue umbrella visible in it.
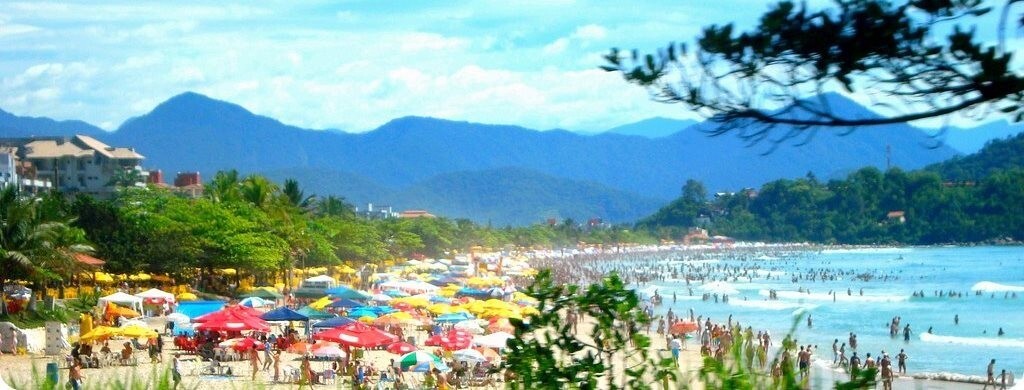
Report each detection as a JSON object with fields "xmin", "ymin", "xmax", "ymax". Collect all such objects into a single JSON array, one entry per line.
[
  {"xmin": 384, "ymin": 290, "xmax": 410, "ymax": 298},
  {"xmin": 327, "ymin": 298, "xmax": 364, "ymax": 309},
  {"xmin": 455, "ymin": 288, "xmax": 489, "ymax": 299},
  {"xmin": 429, "ymin": 296, "xmax": 451, "ymax": 303},
  {"xmin": 351, "ymin": 306, "xmax": 395, "ymax": 315},
  {"xmin": 324, "ymin": 286, "xmax": 372, "ymax": 300},
  {"xmin": 428, "ymin": 276, "xmax": 462, "ymax": 287},
  {"xmin": 261, "ymin": 306, "xmax": 309, "ymax": 322},
  {"xmin": 296, "ymin": 306, "xmax": 336, "ymax": 320},
  {"xmin": 435, "ymin": 312, "xmax": 473, "ymax": 324},
  {"xmin": 347, "ymin": 310, "xmax": 378, "ymax": 319},
  {"xmin": 311, "ymin": 317, "xmax": 356, "ymax": 329}
]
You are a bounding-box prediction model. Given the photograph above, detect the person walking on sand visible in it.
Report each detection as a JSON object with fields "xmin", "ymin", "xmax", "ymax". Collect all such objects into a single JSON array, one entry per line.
[
  {"xmin": 669, "ymin": 337, "xmax": 682, "ymax": 365},
  {"xmin": 248, "ymin": 347, "xmax": 261, "ymax": 382},
  {"xmin": 68, "ymin": 359, "xmax": 84, "ymax": 390},
  {"xmin": 172, "ymin": 354, "xmax": 182, "ymax": 389},
  {"xmin": 983, "ymin": 359, "xmax": 997, "ymax": 390}
]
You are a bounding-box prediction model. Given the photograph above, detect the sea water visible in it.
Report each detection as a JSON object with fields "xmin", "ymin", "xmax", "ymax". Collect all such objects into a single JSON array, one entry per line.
[{"xmin": 630, "ymin": 246, "xmax": 1024, "ymax": 378}]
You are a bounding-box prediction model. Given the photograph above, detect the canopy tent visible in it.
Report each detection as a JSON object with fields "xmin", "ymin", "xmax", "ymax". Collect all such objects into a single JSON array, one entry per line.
[
  {"xmin": 260, "ymin": 307, "xmax": 309, "ymax": 322},
  {"xmin": 311, "ymin": 317, "xmax": 355, "ymax": 329},
  {"xmin": 134, "ymin": 288, "xmax": 176, "ymax": 303},
  {"xmin": 97, "ymin": 292, "xmax": 144, "ymax": 314},
  {"xmin": 312, "ymin": 322, "xmax": 398, "ymax": 348}
]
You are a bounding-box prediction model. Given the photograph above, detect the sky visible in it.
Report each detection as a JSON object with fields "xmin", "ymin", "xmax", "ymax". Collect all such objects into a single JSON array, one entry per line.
[{"xmin": 0, "ymin": 0, "xmax": 1010, "ymax": 133}]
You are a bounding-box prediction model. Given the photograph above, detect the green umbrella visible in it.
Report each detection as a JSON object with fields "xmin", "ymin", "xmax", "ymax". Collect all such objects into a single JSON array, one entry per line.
[
  {"xmin": 296, "ymin": 306, "xmax": 335, "ymax": 320},
  {"xmin": 240, "ymin": 288, "xmax": 284, "ymax": 299},
  {"xmin": 398, "ymin": 351, "xmax": 443, "ymax": 371}
]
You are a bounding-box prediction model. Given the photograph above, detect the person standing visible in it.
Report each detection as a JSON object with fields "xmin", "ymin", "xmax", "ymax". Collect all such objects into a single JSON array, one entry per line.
[
  {"xmin": 68, "ymin": 359, "xmax": 84, "ymax": 390},
  {"xmin": 983, "ymin": 359, "xmax": 997, "ymax": 390},
  {"xmin": 248, "ymin": 347, "xmax": 261, "ymax": 382},
  {"xmin": 903, "ymin": 324, "xmax": 912, "ymax": 342},
  {"xmin": 262, "ymin": 340, "xmax": 272, "ymax": 371},
  {"xmin": 832, "ymin": 339, "xmax": 839, "ymax": 365},
  {"xmin": 171, "ymin": 354, "xmax": 182, "ymax": 389},
  {"xmin": 897, "ymin": 349, "xmax": 908, "ymax": 375}
]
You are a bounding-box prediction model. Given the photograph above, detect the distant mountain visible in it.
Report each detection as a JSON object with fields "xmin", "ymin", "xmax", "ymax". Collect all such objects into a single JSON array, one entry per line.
[
  {"xmin": 939, "ymin": 120, "xmax": 1024, "ymax": 154},
  {"xmin": 393, "ymin": 167, "xmax": 663, "ymax": 225},
  {"xmin": 604, "ymin": 117, "xmax": 699, "ymax": 138},
  {"xmin": 927, "ymin": 132, "xmax": 1024, "ymax": 181},
  {"xmin": 0, "ymin": 108, "xmax": 106, "ymax": 138},
  {"xmin": 0, "ymin": 91, "xmax": 973, "ymax": 224}
]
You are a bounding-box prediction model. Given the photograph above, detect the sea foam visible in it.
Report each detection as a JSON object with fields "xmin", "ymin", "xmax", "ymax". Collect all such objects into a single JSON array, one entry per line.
[
  {"xmin": 758, "ymin": 289, "xmax": 908, "ymax": 303},
  {"xmin": 920, "ymin": 332, "xmax": 1024, "ymax": 348},
  {"xmin": 971, "ymin": 281, "xmax": 1024, "ymax": 292},
  {"xmin": 728, "ymin": 299, "xmax": 819, "ymax": 311}
]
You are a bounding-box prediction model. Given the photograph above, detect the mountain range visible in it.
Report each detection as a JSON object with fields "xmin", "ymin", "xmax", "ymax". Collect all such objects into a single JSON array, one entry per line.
[{"xmin": 1, "ymin": 92, "xmax": 1017, "ymax": 225}]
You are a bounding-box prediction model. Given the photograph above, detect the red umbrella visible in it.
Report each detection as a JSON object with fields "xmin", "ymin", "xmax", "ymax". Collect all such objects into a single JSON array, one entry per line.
[
  {"xmin": 386, "ymin": 342, "xmax": 416, "ymax": 355},
  {"xmin": 193, "ymin": 305, "xmax": 263, "ymax": 323},
  {"xmin": 670, "ymin": 321, "xmax": 699, "ymax": 334},
  {"xmin": 313, "ymin": 322, "xmax": 399, "ymax": 348},
  {"xmin": 219, "ymin": 337, "xmax": 264, "ymax": 351}
]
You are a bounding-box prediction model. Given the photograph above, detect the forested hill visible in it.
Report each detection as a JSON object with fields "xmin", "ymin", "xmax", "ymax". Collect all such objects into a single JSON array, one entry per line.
[
  {"xmin": 639, "ymin": 133, "xmax": 1024, "ymax": 244},
  {"xmin": 926, "ymin": 132, "xmax": 1024, "ymax": 181}
]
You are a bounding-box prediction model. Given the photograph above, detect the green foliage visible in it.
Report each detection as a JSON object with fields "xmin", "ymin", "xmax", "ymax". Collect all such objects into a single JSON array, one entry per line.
[
  {"xmin": 928, "ymin": 132, "xmax": 1024, "ymax": 181},
  {"xmin": 641, "ymin": 165, "xmax": 1024, "ymax": 244},
  {"xmin": 504, "ymin": 269, "xmax": 676, "ymax": 389}
]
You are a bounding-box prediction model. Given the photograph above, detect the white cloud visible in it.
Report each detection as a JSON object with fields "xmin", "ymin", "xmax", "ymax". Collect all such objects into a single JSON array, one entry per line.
[
  {"xmin": 543, "ymin": 38, "xmax": 569, "ymax": 54},
  {"xmin": 0, "ymin": 22, "xmax": 40, "ymax": 38},
  {"xmin": 572, "ymin": 24, "xmax": 606, "ymax": 41},
  {"xmin": 399, "ymin": 32, "xmax": 468, "ymax": 52},
  {"xmin": 171, "ymin": 66, "xmax": 205, "ymax": 83}
]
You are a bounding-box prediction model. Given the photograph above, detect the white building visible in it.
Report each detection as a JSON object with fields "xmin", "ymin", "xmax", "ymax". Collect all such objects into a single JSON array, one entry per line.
[
  {"xmin": 1, "ymin": 135, "xmax": 145, "ymax": 198},
  {"xmin": 0, "ymin": 148, "xmax": 17, "ymax": 188}
]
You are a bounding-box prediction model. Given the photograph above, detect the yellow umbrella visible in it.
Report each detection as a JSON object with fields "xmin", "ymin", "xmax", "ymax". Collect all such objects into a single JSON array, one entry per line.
[
  {"xmin": 309, "ymin": 296, "xmax": 334, "ymax": 310},
  {"xmin": 427, "ymin": 303, "xmax": 453, "ymax": 315},
  {"xmin": 94, "ymin": 272, "xmax": 114, "ymax": 284},
  {"xmin": 176, "ymin": 292, "xmax": 198, "ymax": 301},
  {"xmin": 120, "ymin": 324, "xmax": 158, "ymax": 339},
  {"xmin": 79, "ymin": 313, "xmax": 93, "ymax": 337},
  {"xmin": 358, "ymin": 316, "xmax": 375, "ymax": 324},
  {"xmin": 80, "ymin": 326, "xmax": 120, "ymax": 342},
  {"xmin": 218, "ymin": 268, "xmax": 237, "ymax": 275},
  {"xmin": 337, "ymin": 265, "xmax": 356, "ymax": 274}
]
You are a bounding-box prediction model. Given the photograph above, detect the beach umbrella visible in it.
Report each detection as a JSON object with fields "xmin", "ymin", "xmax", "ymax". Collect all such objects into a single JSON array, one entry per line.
[
  {"xmin": 261, "ymin": 306, "xmax": 309, "ymax": 322},
  {"xmin": 386, "ymin": 342, "xmax": 416, "ymax": 355},
  {"xmin": 287, "ymin": 341, "xmax": 312, "ymax": 354},
  {"xmin": 219, "ymin": 337, "xmax": 263, "ymax": 351},
  {"xmin": 474, "ymin": 347, "xmax": 501, "ymax": 362},
  {"xmin": 369, "ymin": 293, "xmax": 393, "ymax": 303},
  {"xmin": 80, "ymin": 326, "xmax": 120, "ymax": 342},
  {"xmin": 312, "ymin": 344, "xmax": 347, "ymax": 359},
  {"xmin": 312, "ymin": 322, "xmax": 399, "ymax": 348},
  {"xmin": 176, "ymin": 292, "xmax": 198, "ymax": 301},
  {"xmin": 487, "ymin": 318, "xmax": 515, "ymax": 334},
  {"xmin": 384, "ymin": 289, "xmax": 410, "ymax": 298},
  {"xmin": 324, "ymin": 285, "xmax": 372, "ymax": 300},
  {"xmin": 167, "ymin": 312, "xmax": 190, "ymax": 324},
  {"xmin": 309, "ymin": 296, "xmax": 335, "ymax": 310},
  {"xmin": 120, "ymin": 324, "xmax": 158, "ymax": 339},
  {"xmin": 453, "ymin": 320, "xmax": 485, "ymax": 335},
  {"xmin": 312, "ymin": 317, "xmax": 355, "ymax": 329},
  {"xmin": 241, "ymin": 288, "xmax": 283, "ymax": 300},
  {"xmin": 398, "ymin": 351, "xmax": 443, "ymax": 371},
  {"xmin": 409, "ymin": 360, "xmax": 450, "ymax": 373},
  {"xmin": 472, "ymin": 332, "xmax": 514, "ymax": 349},
  {"xmin": 239, "ymin": 296, "xmax": 272, "ymax": 308},
  {"xmin": 452, "ymin": 348, "xmax": 486, "ymax": 363},
  {"xmin": 347, "ymin": 309, "xmax": 378, "ymax": 319},
  {"xmin": 670, "ymin": 321, "xmax": 699, "ymax": 334},
  {"xmin": 312, "ymin": 316, "xmax": 355, "ymax": 329},
  {"xmin": 296, "ymin": 306, "xmax": 335, "ymax": 320},
  {"xmin": 327, "ymin": 298, "xmax": 365, "ymax": 309}
]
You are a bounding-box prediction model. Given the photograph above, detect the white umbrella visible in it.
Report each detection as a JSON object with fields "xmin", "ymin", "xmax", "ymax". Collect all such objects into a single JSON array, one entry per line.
[
  {"xmin": 166, "ymin": 313, "xmax": 190, "ymax": 324},
  {"xmin": 472, "ymin": 332, "xmax": 514, "ymax": 349},
  {"xmin": 312, "ymin": 345, "xmax": 347, "ymax": 359},
  {"xmin": 370, "ymin": 293, "xmax": 393, "ymax": 302},
  {"xmin": 453, "ymin": 320, "xmax": 485, "ymax": 335},
  {"xmin": 452, "ymin": 348, "xmax": 486, "ymax": 363}
]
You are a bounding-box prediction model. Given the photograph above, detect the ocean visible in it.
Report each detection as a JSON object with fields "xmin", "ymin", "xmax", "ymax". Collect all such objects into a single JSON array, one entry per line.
[{"xmin": 627, "ymin": 246, "xmax": 1024, "ymax": 379}]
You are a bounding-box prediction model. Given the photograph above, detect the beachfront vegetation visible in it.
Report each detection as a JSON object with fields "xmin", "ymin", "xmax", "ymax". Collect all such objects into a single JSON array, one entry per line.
[
  {"xmin": 602, "ymin": 0, "xmax": 1022, "ymax": 145},
  {"xmin": 641, "ymin": 164, "xmax": 1024, "ymax": 244},
  {"xmin": 5, "ymin": 171, "xmax": 654, "ymax": 298}
]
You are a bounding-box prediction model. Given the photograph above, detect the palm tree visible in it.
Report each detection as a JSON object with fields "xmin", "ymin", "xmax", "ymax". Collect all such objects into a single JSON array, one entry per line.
[
  {"xmin": 316, "ymin": 195, "xmax": 355, "ymax": 218},
  {"xmin": 282, "ymin": 179, "xmax": 316, "ymax": 212},
  {"xmin": 240, "ymin": 175, "xmax": 278, "ymax": 209},
  {"xmin": 206, "ymin": 170, "xmax": 242, "ymax": 203},
  {"xmin": 0, "ymin": 186, "xmax": 92, "ymax": 314}
]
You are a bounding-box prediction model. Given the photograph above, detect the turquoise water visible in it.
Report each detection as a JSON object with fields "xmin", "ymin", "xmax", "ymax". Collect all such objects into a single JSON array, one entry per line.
[{"xmin": 629, "ymin": 246, "xmax": 1024, "ymax": 377}]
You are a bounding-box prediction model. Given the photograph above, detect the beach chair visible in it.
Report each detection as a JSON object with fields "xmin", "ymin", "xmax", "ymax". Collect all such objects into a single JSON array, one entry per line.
[{"xmin": 322, "ymin": 368, "xmax": 336, "ymax": 384}]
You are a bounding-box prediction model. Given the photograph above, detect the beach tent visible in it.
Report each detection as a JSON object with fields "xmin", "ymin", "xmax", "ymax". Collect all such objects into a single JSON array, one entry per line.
[
  {"xmin": 260, "ymin": 307, "xmax": 308, "ymax": 322},
  {"xmin": 134, "ymin": 288, "xmax": 176, "ymax": 303},
  {"xmin": 97, "ymin": 292, "xmax": 144, "ymax": 314},
  {"xmin": 312, "ymin": 322, "xmax": 399, "ymax": 348},
  {"xmin": 311, "ymin": 317, "xmax": 355, "ymax": 329}
]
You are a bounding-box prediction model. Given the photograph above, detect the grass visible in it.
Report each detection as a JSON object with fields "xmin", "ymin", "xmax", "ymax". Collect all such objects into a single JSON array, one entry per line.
[{"xmin": 0, "ymin": 306, "xmax": 74, "ymax": 329}]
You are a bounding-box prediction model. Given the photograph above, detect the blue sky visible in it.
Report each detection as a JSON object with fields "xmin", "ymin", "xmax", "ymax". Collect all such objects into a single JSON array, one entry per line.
[{"xmin": 0, "ymin": 0, "xmax": 1009, "ymax": 132}]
